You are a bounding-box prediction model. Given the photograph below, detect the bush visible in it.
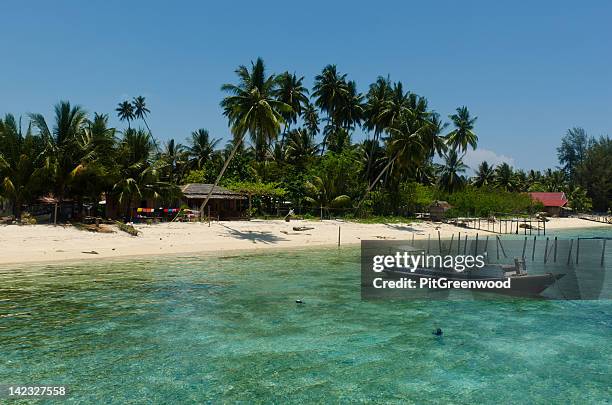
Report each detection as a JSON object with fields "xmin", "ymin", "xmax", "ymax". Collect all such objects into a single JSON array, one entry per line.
[{"xmin": 436, "ymin": 186, "xmax": 536, "ymax": 217}]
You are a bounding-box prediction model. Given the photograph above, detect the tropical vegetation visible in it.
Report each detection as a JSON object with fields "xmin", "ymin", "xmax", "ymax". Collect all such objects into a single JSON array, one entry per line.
[{"xmin": 0, "ymin": 59, "xmax": 609, "ymax": 221}]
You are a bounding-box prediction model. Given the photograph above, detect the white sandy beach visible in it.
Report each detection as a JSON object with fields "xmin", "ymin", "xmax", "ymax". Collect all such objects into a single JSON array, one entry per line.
[{"xmin": 0, "ymin": 218, "xmax": 608, "ymax": 266}]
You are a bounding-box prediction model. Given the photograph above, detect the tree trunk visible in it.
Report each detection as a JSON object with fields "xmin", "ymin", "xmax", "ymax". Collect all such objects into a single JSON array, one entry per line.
[
  {"xmin": 200, "ymin": 136, "xmax": 244, "ymax": 218},
  {"xmin": 356, "ymin": 154, "xmax": 398, "ymax": 209}
]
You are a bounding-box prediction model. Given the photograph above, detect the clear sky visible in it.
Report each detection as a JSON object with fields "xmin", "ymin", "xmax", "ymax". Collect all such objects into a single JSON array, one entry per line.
[{"xmin": 1, "ymin": 1, "xmax": 610, "ymax": 171}]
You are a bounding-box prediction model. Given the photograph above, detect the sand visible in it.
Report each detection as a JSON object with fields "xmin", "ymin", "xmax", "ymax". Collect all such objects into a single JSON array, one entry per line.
[{"xmin": 0, "ymin": 218, "xmax": 608, "ymax": 266}]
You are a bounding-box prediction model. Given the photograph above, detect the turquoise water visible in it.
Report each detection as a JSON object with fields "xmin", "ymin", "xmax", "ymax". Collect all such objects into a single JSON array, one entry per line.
[{"xmin": 0, "ymin": 228, "xmax": 610, "ymax": 403}]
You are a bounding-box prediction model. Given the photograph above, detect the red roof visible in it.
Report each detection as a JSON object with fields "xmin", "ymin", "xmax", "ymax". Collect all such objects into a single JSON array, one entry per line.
[{"xmin": 528, "ymin": 192, "xmax": 568, "ymax": 207}]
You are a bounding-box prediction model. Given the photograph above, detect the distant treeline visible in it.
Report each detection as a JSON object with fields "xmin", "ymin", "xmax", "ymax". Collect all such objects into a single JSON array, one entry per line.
[{"xmin": 0, "ymin": 59, "xmax": 609, "ymax": 219}]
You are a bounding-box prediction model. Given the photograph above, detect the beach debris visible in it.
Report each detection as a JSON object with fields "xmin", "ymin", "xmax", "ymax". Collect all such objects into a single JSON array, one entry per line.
[
  {"xmin": 284, "ymin": 209, "xmax": 295, "ymax": 222},
  {"xmin": 293, "ymin": 226, "xmax": 314, "ymax": 231},
  {"xmin": 433, "ymin": 328, "xmax": 443, "ymax": 336},
  {"xmin": 280, "ymin": 230, "xmax": 310, "ymax": 235},
  {"xmin": 295, "ymin": 299, "xmax": 304, "ymax": 304},
  {"xmin": 81, "ymin": 250, "xmax": 99, "ymax": 255},
  {"xmin": 116, "ymin": 222, "xmax": 139, "ymax": 236}
]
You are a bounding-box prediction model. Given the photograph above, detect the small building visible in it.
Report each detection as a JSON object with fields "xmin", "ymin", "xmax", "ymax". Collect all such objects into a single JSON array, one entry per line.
[
  {"xmin": 528, "ymin": 192, "xmax": 568, "ymax": 216},
  {"xmin": 181, "ymin": 183, "xmax": 247, "ymax": 220},
  {"xmin": 429, "ymin": 200, "xmax": 452, "ymax": 221}
]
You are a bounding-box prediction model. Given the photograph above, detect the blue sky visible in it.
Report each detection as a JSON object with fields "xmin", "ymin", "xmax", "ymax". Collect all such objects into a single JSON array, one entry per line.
[{"xmin": 1, "ymin": 1, "xmax": 610, "ymax": 171}]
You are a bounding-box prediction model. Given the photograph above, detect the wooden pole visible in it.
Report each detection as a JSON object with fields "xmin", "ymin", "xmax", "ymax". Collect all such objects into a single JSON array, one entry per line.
[
  {"xmin": 457, "ymin": 232, "xmax": 461, "ymax": 254},
  {"xmin": 576, "ymin": 238, "xmax": 580, "ymax": 265},
  {"xmin": 208, "ymin": 205, "xmax": 211, "ymax": 227},
  {"xmin": 497, "ymin": 235, "xmax": 507, "ymax": 258},
  {"xmin": 554, "ymin": 236, "xmax": 558, "ymax": 263},
  {"xmin": 522, "ymin": 237, "xmax": 527, "ymax": 258},
  {"xmin": 54, "ymin": 203, "xmax": 58, "ymax": 225},
  {"xmin": 601, "ymin": 239, "xmax": 607, "ymax": 267},
  {"xmin": 544, "ymin": 237, "xmax": 549, "ymax": 264},
  {"xmin": 531, "ymin": 236, "xmax": 536, "ymax": 261},
  {"xmin": 543, "ymin": 219, "xmax": 546, "ymax": 235},
  {"xmin": 427, "ymin": 234, "xmax": 431, "ymax": 254},
  {"xmin": 463, "ymin": 234, "xmax": 468, "ymax": 255},
  {"xmin": 496, "ymin": 235, "xmax": 500, "ymax": 260},
  {"xmin": 567, "ymin": 239, "xmax": 573, "ymax": 265},
  {"xmin": 448, "ymin": 233, "xmax": 454, "ymax": 254},
  {"xmin": 475, "ymin": 233, "xmax": 479, "ymax": 256},
  {"xmin": 438, "ymin": 231, "xmax": 442, "ymax": 254},
  {"xmin": 337, "ymin": 226, "xmax": 341, "ymax": 247}
]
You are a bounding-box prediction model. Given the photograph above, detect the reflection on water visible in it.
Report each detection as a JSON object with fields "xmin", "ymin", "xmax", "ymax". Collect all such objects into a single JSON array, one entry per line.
[{"xmin": 0, "ymin": 231, "xmax": 611, "ymax": 403}]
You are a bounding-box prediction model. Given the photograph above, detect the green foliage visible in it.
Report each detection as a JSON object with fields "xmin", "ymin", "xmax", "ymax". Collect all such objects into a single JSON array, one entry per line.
[
  {"xmin": 437, "ymin": 186, "xmax": 535, "ymax": 217},
  {"xmin": 183, "ymin": 169, "xmax": 208, "ymax": 184},
  {"xmin": 226, "ymin": 180, "xmax": 287, "ymax": 198}
]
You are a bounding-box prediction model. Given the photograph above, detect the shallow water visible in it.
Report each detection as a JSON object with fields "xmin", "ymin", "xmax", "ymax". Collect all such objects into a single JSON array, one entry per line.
[{"xmin": 0, "ymin": 228, "xmax": 610, "ymax": 403}]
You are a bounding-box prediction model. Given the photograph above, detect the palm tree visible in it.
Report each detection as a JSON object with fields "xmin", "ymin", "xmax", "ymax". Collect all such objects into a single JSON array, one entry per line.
[
  {"xmin": 220, "ymin": 57, "xmax": 290, "ymax": 160},
  {"xmin": 304, "ymin": 175, "xmax": 351, "ymax": 218},
  {"xmin": 337, "ymin": 80, "xmax": 364, "ymax": 132},
  {"xmin": 494, "ymin": 162, "xmax": 515, "ymax": 191},
  {"xmin": 160, "ymin": 139, "xmax": 187, "ymax": 184},
  {"xmin": 112, "ymin": 128, "xmax": 178, "ymax": 219},
  {"xmin": 302, "ymin": 102, "xmax": 320, "ymax": 137},
  {"xmin": 116, "ymin": 100, "xmax": 135, "ymax": 129},
  {"xmin": 472, "ymin": 161, "xmax": 495, "ymax": 187},
  {"xmin": 186, "ymin": 129, "xmax": 220, "ymax": 169},
  {"xmin": 312, "ymin": 65, "xmax": 348, "ymax": 154},
  {"xmin": 29, "ymin": 101, "xmax": 89, "ymax": 204},
  {"xmin": 132, "ymin": 96, "xmax": 151, "ymax": 133},
  {"xmin": 446, "ymin": 106, "xmax": 478, "ymax": 152},
  {"xmin": 274, "ymin": 72, "xmax": 309, "ymax": 146},
  {"xmin": 132, "ymin": 95, "xmax": 158, "ymax": 150},
  {"xmin": 438, "ymin": 149, "xmax": 467, "ymax": 192},
  {"xmin": 357, "ymin": 111, "xmax": 428, "ymax": 207},
  {"xmin": 0, "ymin": 114, "xmax": 45, "ymax": 218},
  {"xmin": 421, "ymin": 112, "xmax": 448, "ymax": 158},
  {"xmin": 285, "ymin": 128, "xmax": 319, "ymax": 167},
  {"xmin": 199, "ymin": 58, "xmax": 290, "ymax": 217}
]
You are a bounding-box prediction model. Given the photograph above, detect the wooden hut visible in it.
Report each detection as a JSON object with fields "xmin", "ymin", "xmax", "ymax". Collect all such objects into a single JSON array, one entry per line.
[
  {"xmin": 429, "ymin": 200, "xmax": 451, "ymax": 221},
  {"xmin": 181, "ymin": 183, "xmax": 247, "ymax": 220}
]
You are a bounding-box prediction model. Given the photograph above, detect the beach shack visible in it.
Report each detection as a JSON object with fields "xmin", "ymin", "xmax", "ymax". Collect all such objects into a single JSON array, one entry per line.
[
  {"xmin": 429, "ymin": 200, "xmax": 451, "ymax": 221},
  {"xmin": 528, "ymin": 192, "xmax": 568, "ymax": 216},
  {"xmin": 181, "ymin": 183, "xmax": 247, "ymax": 220}
]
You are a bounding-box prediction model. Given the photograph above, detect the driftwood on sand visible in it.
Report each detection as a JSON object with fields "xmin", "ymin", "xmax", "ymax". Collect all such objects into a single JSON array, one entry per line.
[{"xmin": 293, "ymin": 226, "xmax": 314, "ymax": 231}]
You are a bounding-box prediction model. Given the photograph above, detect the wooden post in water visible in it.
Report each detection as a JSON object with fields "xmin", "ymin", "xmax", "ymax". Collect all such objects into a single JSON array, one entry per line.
[
  {"xmin": 522, "ymin": 237, "xmax": 527, "ymax": 258},
  {"xmin": 337, "ymin": 226, "xmax": 341, "ymax": 247},
  {"xmin": 602, "ymin": 239, "xmax": 607, "ymax": 267},
  {"xmin": 524, "ymin": 218, "xmax": 527, "ymax": 235},
  {"xmin": 484, "ymin": 235, "xmax": 489, "ymax": 256},
  {"xmin": 497, "ymin": 235, "xmax": 508, "ymax": 258},
  {"xmin": 463, "ymin": 234, "xmax": 468, "ymax": 255},
  {"xmin": 496, "ymin": 235, "xmax": 500, "ymax": 260},
  {"xmin": 544, "ymin": 237, "xmax": 549, "ymax": 264},
  {"xmin": 474, "ymin": 233, "xmax": 479, "ymax": 256},
  {"xmin": 457, "ymin": 232, "xmax": 461, "ymax": 255},
  {"xmin": 427, "ymin": 234, "xmax": 430, "ymax": 254},
  {"xmin": 543, "ymin": 219, "xmax": 546, "ymax": 235},
  {"xmin": 554, "ymin": 236, "xmax": 558, "ymax": 263},
  {"xmin": 448, "ymin": 233, "xmax": 454, "ymax": 255},
  {"xmin": 532, "ymin": 236, "xmax": 537, "ymax": 261},
  {"xmin": 567, "ymin": 239, "xmax": 573, "ymax": 265},
  {"xmin": 576, "ymin": 238, "xmax": 580, "ymax": 265},
  {"xmin": 438, "ymin": 231, "xmax": 442, "ymax": 254}
]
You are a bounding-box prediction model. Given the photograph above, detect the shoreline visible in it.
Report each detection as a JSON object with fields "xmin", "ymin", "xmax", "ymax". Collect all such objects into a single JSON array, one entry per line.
[{"xmin": 0, "ymin": 218, "xmax": 608, "ymax": 268}]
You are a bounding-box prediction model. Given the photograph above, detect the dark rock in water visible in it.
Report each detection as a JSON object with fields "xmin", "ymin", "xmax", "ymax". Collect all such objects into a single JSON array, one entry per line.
[
  {"xmin": 295, "ymin": 299, "xmax": 304, "ymax": 304},
  {"xmin": 433, "ymin": 328, "xmax": 443, "ymax": 336}
]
